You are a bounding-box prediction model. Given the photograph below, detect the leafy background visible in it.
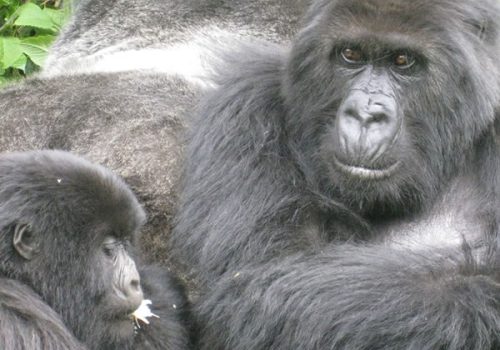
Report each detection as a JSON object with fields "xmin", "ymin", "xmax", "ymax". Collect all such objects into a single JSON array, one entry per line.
[{"xmin": 0, "ymin": 0, "xmax": 71, "ymax": 85}]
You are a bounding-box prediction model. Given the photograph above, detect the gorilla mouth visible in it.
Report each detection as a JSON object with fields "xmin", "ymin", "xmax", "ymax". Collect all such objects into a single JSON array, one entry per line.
[{"xmin": 333, "ymin": 157, "xmax": 400, "ymax": 180}]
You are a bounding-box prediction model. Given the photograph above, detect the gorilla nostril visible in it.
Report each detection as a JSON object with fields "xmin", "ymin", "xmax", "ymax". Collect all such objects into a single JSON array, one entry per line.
[
  {"xmin": 341, "ymin": 106, "xmax": 389, "ymax": 126},
  {"xmin": 344, "ymin": 107, "xmax": 360, "ymax": 120},
  {"xmin": 130, "ymin": 279, "xmax": 140, "ymax": 291},
  {"xmin": 370, "ymin": 113, "xmax": 388, "ymax": 124}
]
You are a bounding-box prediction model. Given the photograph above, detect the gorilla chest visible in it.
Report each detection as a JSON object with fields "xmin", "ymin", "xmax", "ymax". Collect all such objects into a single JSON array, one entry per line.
[{"xmin": 375, "ymin": 183, "xmax": 489, "ymax": 251}]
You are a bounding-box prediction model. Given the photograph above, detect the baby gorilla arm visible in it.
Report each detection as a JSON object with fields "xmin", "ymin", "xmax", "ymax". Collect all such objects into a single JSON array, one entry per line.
[{"xmin": 0, "ymin": 278, "xmax": 86, "ymax": 350}]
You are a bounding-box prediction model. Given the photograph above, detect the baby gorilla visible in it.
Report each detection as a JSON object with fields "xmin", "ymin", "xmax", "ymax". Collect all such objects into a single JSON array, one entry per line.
[{"xmin": 0, "ymin": 150, "xmax": 191, "ymax": 350}]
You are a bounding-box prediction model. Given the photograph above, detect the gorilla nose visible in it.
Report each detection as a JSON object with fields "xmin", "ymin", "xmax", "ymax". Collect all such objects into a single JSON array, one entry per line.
[
  {"xmin": 343, "ymin": 106, "xmax": 389, "ymax": 126},
  {"xmin": 336, "ymin": 92, "xmax": 400, "ymax": 163},
  {"xmin": 124, "ymin": 274, "xmax": 144, "ymax": 307}
]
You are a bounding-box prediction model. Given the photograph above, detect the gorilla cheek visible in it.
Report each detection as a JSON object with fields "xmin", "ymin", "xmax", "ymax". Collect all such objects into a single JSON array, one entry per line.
[{"xmin": 110, "ymin": 250, "xmax": 143, "ymax": 310}]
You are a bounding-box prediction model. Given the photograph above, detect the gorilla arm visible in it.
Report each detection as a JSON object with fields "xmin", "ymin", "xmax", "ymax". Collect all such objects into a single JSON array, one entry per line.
[
  {"xmin": 172, "ymin": 44, "xmax": 307, "ymax": 280},
  {"xmin": 0, "ymin": 278, "xmax": 87, "ymax": 350},
  {"xmin": 195, "ymin": 243, "xmax": 500, "ymax": 350}
]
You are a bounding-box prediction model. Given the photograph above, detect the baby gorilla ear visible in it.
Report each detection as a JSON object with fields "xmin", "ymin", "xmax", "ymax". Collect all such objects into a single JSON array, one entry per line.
[{"xmin": 13, "ymin": 224, "xmax": 38, "ymax": 260}]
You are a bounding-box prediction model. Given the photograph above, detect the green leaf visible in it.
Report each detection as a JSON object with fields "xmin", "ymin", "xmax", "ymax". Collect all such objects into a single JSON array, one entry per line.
[
  {"xmin": 19, "ymin": 35, "xmax": 55, "ymax": 67},
  {"xmin": 11, "ymin": 54, "xmax": 27, "ymax": 72},
  {"xmin": 0, "ymin": 0, "xmax": 14, "ymax": 8},
  {"xmin": 24, "ymin": 57, "xmax": 39, "ymax": 75},
  {"xmin": 43, "ymin": 8, "xmax": 66, "ymax": 31},
  {"xmin": 14, "ymin": 3, "xmax": 54, "ymax": 30},
  {"xmin": 0, "ymin": 37, "xmax": 23, "ymax": 69}
]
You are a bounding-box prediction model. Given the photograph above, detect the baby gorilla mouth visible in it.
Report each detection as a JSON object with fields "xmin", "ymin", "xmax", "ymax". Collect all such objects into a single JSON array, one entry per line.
[{"xmin": 333, "ymin": 156, "xmax": 401, "ymax": 180}]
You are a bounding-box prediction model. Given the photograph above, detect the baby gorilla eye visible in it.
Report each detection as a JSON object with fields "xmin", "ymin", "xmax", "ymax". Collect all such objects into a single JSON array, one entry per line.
[
  {"xmin": 102, "ymin": 237, "xmax": 118, "ymax": 258},
  {"xmin": 102, "ymin": 245, "xmax": 113, "ymax": 257}
]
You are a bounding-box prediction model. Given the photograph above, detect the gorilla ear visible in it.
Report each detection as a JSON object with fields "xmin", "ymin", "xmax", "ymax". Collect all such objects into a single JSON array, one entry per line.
[
  {"xmin": 478, "ymin": 21, "xmax": 488, "ymax": 41},
  {"xmin": 474, "ymin": 19, "xmax": 491, "ymax": 42},
  {"xmin": 13, "ymin": 224, "xmax": 38, "ymax": 260},
  {"xmin": 466, "ymin": 18, "xmax": 490, "ymax": 41}
]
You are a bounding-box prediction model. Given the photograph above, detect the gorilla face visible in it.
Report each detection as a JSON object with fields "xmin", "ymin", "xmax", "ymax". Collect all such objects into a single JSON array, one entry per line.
[
  {"xmin": 284, "ymin": 0, "xmax": 500, "ymax": 214},
  {"xmin": 85, "ymin": 235, "xmax": 144, "ymax": 345},
  {"xmin": 0, "ymin": 151, "xmax": 147, "ymax": 349}
]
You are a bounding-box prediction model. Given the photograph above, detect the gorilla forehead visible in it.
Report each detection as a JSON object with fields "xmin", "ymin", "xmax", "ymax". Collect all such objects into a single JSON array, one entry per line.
[
  {"xmin": 292, "ymin": 0, "xmax": 500, "ymax": 106},
  {"xmin": 329, "ymin": 0, "xmax": 494, "ymax": 16},
  {"xmin": 321, "ymin": 0, "xmax": 500, "ymax": 38},
  {"xmin": 0, "ymin": 150, "xmax": 145, "ymax": 239}
]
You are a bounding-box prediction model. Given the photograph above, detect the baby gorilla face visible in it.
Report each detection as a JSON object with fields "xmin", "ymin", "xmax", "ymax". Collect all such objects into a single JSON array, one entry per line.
[{"xmin": 0, "ymin": 150, "xmax": 147, "ymax": 349}]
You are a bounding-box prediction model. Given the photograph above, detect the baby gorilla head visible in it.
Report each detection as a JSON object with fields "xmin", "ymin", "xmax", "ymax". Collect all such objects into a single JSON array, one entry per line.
[{"xmin": 0, "ymin": 150, "xmax": 147, "ymax": 349}]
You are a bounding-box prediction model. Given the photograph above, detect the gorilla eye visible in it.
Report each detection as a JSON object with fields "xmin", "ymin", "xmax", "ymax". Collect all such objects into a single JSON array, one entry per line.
[
  {"xmin": 102, "ymin": 237, "xmax": 118, "ymax": 258},
  {"xmin": 393, "ymin": 52, "xmax": 415, "ymax": 69},
  {"xmin": 341, "ymin": 48, "xmax": 363, "ymax": 64},
  {"xmin": 102, "ymin": 245, "xmax": 114, "ymax": 258}
]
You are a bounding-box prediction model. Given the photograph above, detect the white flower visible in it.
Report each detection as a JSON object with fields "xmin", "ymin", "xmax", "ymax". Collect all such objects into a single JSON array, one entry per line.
[{"xmin": 131, "ymin": 299, "xmax": 160, "ymax": 328}]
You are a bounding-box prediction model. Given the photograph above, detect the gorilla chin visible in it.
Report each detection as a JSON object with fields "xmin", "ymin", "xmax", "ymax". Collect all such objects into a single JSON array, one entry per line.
[
  {"xmin": 107, "ymin": 319, "xmax": 136, "ymax": 341},
  {"xmin": 103, "ymin": 308, "xmax": 138, "ymax": 339}
]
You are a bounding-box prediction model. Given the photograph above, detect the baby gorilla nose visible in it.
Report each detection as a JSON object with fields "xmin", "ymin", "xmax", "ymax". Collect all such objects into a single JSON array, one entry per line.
[
  {"xmin": 121, "ymin": 263, "xmax": 144, "ymax": 310},
  {"xmin": 125, "ymin": 276, "xmax": 144, "ymax": 308},
  {"xmin": 335, "ymin": 90, "xmax": 400, "ymax": 167}
]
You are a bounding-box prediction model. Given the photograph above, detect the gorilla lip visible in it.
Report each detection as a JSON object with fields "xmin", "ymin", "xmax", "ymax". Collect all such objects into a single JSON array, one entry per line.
[{"xmin": 333, "ymin": 157, "xmax": 400, "ymax": 180}]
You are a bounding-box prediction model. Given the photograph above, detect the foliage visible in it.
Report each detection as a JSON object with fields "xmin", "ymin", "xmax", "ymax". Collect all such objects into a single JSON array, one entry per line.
[{"xmin": 0, "ymin": 0, "xmax": 71, "ymax": 84}]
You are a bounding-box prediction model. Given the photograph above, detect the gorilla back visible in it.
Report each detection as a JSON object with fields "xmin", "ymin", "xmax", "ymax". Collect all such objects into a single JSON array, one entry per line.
[
  {"xmin": 43, "ymin": 0, "xmax": 308, "ymax": 79},
  {"xmin": 173, "ymin": 0, "xmax": 500, "ymax": 348}
]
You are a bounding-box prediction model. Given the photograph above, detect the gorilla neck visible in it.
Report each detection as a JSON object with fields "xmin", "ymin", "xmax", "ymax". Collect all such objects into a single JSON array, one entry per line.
[
  {"xmin": 308, "ymin": 171, "xmax": 492, "ymax": 248},
  {"xmin": 329, "ymin": 179, "xmax": 438, "ymax": 221},
  {"xmin": 366, "ymin": 143, "xmax": 498, "ymax": 244}
]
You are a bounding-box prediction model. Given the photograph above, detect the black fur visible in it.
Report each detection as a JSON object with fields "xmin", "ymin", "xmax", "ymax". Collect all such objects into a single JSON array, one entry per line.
[
  {"xmin": 0, "ymin": 278, "xmax": 86, "ymax": 350},
  {"xmin": 136, "ymin": 266, "xmax": 192, "ymax": 350},
  {"xmin": 172, "ymin": 0, "xmax": 500, "ymax": 348},
  {"xmin": 196, "ymin": 243, "xmax": 500, "ymax": 349},
  {"xmin": 0, "ymin": 150, "xmax": 191, "ymax": 350}
]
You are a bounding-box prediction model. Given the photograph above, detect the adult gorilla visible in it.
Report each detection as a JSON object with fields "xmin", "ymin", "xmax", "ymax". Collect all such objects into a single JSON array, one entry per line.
[
  {"xmin": 43, "ymin": 0, "xmax": 308, "ymax": 80},
  {"xmin": 172, "ymin": 0, "xmax": 500, "ymax": 348},
  {"xmin": 0, "ymin": 0, "xmax": 306, "ymax": 263},
  {"xmin": 0, "ymin": 151, "xmax": 191, "ymax": 350}
]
